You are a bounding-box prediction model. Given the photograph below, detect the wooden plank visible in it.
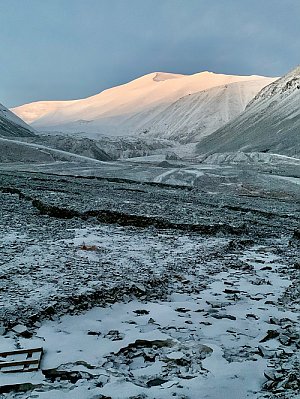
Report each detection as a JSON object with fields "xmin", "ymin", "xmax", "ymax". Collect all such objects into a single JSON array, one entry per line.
[
  {"xmin": 2, "ymin": 367, "xmax": 39, "ymax": 374},
  {"xmin": 0, "ymin": 359, "xmax": 39, "ymax": 369},
  {"xmin": 0, "ymin": 348, "xmax": 43, "ymax": 357},
  {"xmin": 0, "ymin": 347, "xmax": 43, "ymax": 373}
]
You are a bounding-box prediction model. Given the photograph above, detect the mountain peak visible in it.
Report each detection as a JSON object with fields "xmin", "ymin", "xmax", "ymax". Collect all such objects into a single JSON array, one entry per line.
[
  {"xmin": 12, "ymin": 70, "xmax": 275, "ymax": 135},
  {"xmin": 130, "ymin": 72, "xmax": 185, "ymax": 84},
  {"xmin": 152, "ymin": 72, "xmax": 185, "ymax": 82}
]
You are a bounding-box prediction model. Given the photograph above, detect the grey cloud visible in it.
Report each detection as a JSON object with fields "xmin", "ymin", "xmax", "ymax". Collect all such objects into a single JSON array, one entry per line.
[{"xmin": 0, "ymin": 0, "xmax": 299, "ymax": 106}]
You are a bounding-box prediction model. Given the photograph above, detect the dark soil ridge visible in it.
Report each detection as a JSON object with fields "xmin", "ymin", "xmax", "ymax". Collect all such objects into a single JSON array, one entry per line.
[
  {"xmin": 1, "ymin": 184, "xmax": 299, "ymax": 238},
  {"xmin": 0, "ymin": 186, "xmax": 247, "ymax": 236}
]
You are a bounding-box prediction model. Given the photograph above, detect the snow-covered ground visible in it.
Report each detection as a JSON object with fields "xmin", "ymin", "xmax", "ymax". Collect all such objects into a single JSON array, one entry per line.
[
  {"xmin": 0, "ymin": 165, "xmax": 299, "ymax": 398},
  {"xmin": 1, "ymin": 234, "xmax": 299, "ymax": 398}
]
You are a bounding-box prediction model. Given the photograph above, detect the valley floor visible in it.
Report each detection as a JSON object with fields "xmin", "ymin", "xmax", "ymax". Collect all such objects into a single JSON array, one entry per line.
[{"xmin": 0, "ymin": 163, "xmax": 299, "ymax": 399}]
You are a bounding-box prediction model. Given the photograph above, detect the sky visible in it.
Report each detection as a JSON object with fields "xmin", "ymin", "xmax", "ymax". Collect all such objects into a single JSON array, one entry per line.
[{"xmin": 1, "ymin": 0, "xmax": 300, "ymax": 107}]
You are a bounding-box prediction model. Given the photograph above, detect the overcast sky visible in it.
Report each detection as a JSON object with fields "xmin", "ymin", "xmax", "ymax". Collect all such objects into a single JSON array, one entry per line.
[{"xmin": 1, "ymin": 0, "xmax": 300, "ymax": 107}]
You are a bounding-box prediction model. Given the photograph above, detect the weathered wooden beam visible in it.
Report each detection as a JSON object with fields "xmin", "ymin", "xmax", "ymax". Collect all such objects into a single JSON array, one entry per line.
[
  {"xmin": 0, "ymin": 347, "xmax": 43, "ymax": 373},
  {"xmin": 0, "ymin": 359, "xmax": 39, "ymax": 368},
  {"xmin": 0, "ymin": 347, "xmax": 43, "ymax": 357}
]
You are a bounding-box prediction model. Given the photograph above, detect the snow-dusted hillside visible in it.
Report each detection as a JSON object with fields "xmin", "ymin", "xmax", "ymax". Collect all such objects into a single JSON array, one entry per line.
[
  {"xmin": 0, "ymin": 137, "xmax": 109, "ymax": 163},
  {"xmin": 0, "ymin": 102, "xmax": 35, "ymax": 138},
  {"xmin": 196, "ymin": 66, "xmax": 300, "ymax": 157},
  {"xmin": 139, "ymin": 79, "xmax": 274, "ymax": 144},
  {"xmin": 22, "ymin": 134, "xmax": 173, "ymax": 161},
  {"xmin": 12, "ymin": 71, "xmax": 274, "ymax": 140}
]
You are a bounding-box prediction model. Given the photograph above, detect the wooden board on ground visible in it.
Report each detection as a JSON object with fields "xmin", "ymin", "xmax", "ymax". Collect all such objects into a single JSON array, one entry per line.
[{"xmin": 0, "ymin": 348, "xmax": 43, "ymax": 373}]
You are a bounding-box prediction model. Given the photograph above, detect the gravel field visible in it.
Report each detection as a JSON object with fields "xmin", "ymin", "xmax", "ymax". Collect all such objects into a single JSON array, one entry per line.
[{"xmin": 0, "ymin": 165, "xmax": 299, "ymax": 399}]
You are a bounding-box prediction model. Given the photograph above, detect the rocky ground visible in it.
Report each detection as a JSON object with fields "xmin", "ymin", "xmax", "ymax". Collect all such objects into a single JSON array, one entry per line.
[{"xmin": 0, "ymin": 167, "xmax": 299, "ymax": 398}]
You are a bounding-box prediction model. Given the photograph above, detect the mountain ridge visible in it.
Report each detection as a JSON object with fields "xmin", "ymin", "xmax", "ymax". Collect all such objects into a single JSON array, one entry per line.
[
  {"xmin": 12, "ymin": 71, "xmax": 275, "ymax": 142},
  {"xmin": 195, "ymin": 66, "xmax": 300, "ymax": 157}
]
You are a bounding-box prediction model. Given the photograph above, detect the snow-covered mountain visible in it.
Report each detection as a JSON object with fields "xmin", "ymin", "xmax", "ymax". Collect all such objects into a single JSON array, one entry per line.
[
  {"xmin": 12, "ymin": 71, "xmax": 275, "ymax": 141},
  {"xmin": 196, "ymin": 66, "xmax": 300, "ymax": 157},
  {"xmin": 0, "ymin": 102, "xmax": 35, "ymax": 138},
  {"xmin": 138, "ymin": 79, "xmax": 274, "ymax": 143}
]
